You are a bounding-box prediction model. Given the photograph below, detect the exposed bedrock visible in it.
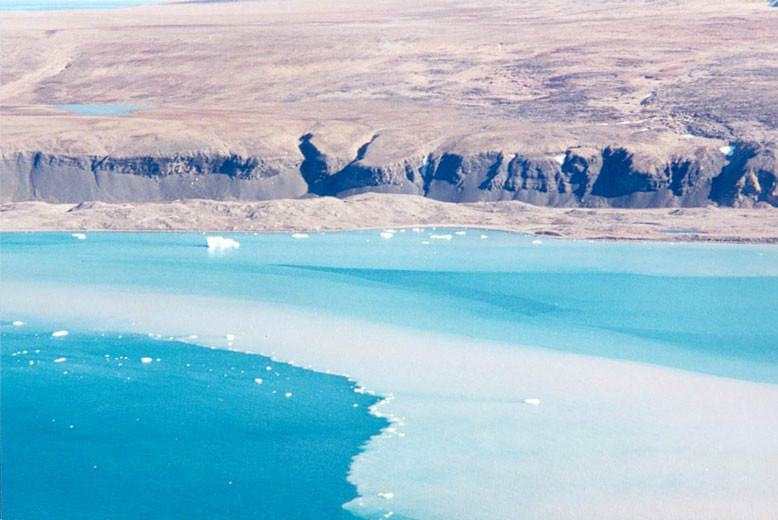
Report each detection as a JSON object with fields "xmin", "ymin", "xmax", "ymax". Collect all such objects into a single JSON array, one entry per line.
[{"xmin": 2, "ymin": 139, "xmax": 776, "ymax": 207}]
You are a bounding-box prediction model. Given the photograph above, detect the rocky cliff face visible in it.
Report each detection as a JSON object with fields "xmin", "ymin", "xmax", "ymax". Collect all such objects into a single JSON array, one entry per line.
[{"xmin": 2, "ymin": 139, "xmax": 776, "ymax": 208}]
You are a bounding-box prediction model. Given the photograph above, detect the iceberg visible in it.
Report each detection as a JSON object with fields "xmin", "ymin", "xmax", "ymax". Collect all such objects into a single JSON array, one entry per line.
[
  {"xmin": 291, "ymin": 233, "xmax": 309, "ymax": 239},
  {"xmin": 429, "ymin": 234, "xmax": 452, "ymax": 240},
  {"xmin": 71, "ymin": 233, "xmax": 86, "ymax": 240},
  {"xmin": 206, "ymin": 236, "xmax": 240, "ymax": 249},
  {"xmin": 52, "ymin": 330, "xmax": 69, "ymax": 338},
  {"xmin": 379, "ymin": 232, "xmax": 394, "ymax": 239}
]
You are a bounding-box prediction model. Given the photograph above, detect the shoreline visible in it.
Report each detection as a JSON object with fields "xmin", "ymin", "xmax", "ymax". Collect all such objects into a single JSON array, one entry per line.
[{"xmin": 2, "ymin": 193, "xmax": 777, "ymax": 244}]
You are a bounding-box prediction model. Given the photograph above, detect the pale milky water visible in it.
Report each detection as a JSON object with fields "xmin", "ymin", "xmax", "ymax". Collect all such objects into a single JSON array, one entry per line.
[
  {"xmin": 2, "ymin": 231, "xmax": 777, "ymax": 519},
  {"xmin": 54, "ymin": 104, "xmax": 152, "ymax": 116},
  {"xmin": 0, "ymin": 1, "xmax": 157, "ymax": 10}
]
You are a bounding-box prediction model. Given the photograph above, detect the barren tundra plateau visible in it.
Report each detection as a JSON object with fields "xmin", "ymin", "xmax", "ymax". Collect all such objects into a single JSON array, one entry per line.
[{"xmin": 1, "ymin": 0, "xmax": 777, "ymax": 226}]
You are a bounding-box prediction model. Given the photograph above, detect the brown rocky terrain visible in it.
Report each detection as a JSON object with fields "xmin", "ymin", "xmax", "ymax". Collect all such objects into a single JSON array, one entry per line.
[
  {"xmin": 1, "ymin": 0, "xmax": 777, "ymax": 209},
  {"xmin": 3, "ymin": 193, "xmax": 777, "ymax": 243}
]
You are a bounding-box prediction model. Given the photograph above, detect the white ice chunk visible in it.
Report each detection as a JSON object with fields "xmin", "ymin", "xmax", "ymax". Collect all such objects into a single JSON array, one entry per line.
[
  {"xmin": 71, "ymin": 233, "xmax": 86, "ymax": 240},
  {"xmin": 523, "ymin": 398, "xmax": 541, "ymax": 406},
  {"xmin": 412, "ymin": 228, "xmax": 422, "ymax": 233},
  {"xmin": 378, "ymin": 492, "xmax": 394, "ymax": 500},
  {"xmin": 291, "ymin": 233, "xmax": 309, "ymax": 239},
  {"xmin": 455, "ymin": 231, "xmax": 466, "ymax": 235},
  {"xmin": 225, "ymin": 333, "xmax": 236, "ymax": 341},
  {"xmin": 285, "ymin": 392, "xmax": 293, "ymax": 398},
  {"xmin": 52, "ymin": 330, "xmax": 69, "ymax": 338},
  {"xmin": 682, "ymin": 133, "xmax": 695, "ymax": 139},
  {"xmin": 12, "ymin": 320, "xmax": 24, "ymax": 326},
  {"xmin": 141, "ymin": 357, "xmax": 153, "ymax": 364},
  {"xmin": 480, "ymin": 234, "xmax": 488, "ymax": 239},
  {"xmin": 206, "ymin": 236, "xmax": 240, "ymax": 249},
  {"xmin": 554, "ymin": 154, "xmax": 566, "ymax": 165},
  {"xmin": 429, "ymin": 234, "xmax": 452, "ymax": 240},
  {"xmin": 532, "ymin": 239, "xmax": 543, "ymax": 245},
  {"xmin": 254, "ymin": 378, "xmax": 263, "ymax": 384},
  {"xmin": 380, "ymin": 232, "xmax": 394, "ymax": 239},
  {"xmin": 719, "ymin": 145, "xmax": 735, "ymax": 156},
  {"xmin": 54, "ymin": 357, "xmax": 67, "ymax": 363}
]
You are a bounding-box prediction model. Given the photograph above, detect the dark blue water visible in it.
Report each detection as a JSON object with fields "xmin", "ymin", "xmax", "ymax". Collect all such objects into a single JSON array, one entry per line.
[{"xmin": 1, "ymin": 325, "xmax": 386, "ymax": 519}]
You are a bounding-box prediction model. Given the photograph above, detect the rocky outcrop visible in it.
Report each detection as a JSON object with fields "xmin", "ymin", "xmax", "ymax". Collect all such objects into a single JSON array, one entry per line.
[
  {"xmin": 2, "ymin": 138, "xmax": 776, "ymax": 208},
  {"xmin": 1, "ymin": 153, "xmax": 306, "ymax": 203}
]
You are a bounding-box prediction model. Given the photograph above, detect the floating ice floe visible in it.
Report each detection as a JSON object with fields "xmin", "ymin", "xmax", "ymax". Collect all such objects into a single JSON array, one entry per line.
[
  {"xmin": 206, "ymin": 236, "xmax": 240, "ymax": 249},
  {"xmin": 12, "ymin": 320, "xmax": 24, "ymax": 326},
  {"xmin": 71, "ymin": 233, "xmax": 86, "ymax": 240},
  {"xmin": 254, "ymin": 378, "xmax": 263, "ymax": 384},
  {"xmin": 52, "ymin": 330, "xmax": 69, "ymax": 338},
  {"xmin": 412, "ymin": 228, "xmax": 422, "ymax": 233},
  {"xmin": 480, "ymin": 234, "xmax": 488, "ymax": 239},
  {"xmin": 455, "ymin": 231, "xmax": 466, "ymax": 235},
  {"xmin": 225, "ymin": 333, "xmax": 236, "ymax": 342},
  {"xmin": 379, "ymin": 232, "xmax": 394, "ymax": 239},
  {"xmin": 523, "ymin": 398, "xmax": 541, "ymax": 406},
  {"xmin": 421, "ymin": 241, "xmax": 430, "ymax": 245},
  {"xmin": 284, "ymin": 392, "xmax": 293, "ymax": 398},
  {"xmin": 719, "ymin": 145, "xmax": 735, "ymax": 156},
  {"xmin": 141, "ymin": 357, "xmax": 153, "ymax": 364},
  {"xmin": 291, "ymin": 233, "xmax": 309, "ymax": 239},
  {"xmin": 54, "ymin": 357, "xmax": 67, "ymax": 363},
  {"xmin": 429, "ymin": 234, "xmax": 452, "ymax": 240},
  {"xmin": 554, "ymin": 154, "xmax": 566, "ymax": 166},
  {"xmin": 378, "ymin": 492, "xmax": 394, "ymax": 500},
  {"xmin": 532, "ymin": 239, "xmax": 543, "ymax": 245}
]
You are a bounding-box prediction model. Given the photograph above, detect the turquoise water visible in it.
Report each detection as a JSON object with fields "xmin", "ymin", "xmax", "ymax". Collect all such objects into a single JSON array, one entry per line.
[
  {"xmin": 1, "ymin": 325, "xmax": 385, "ymax": 519},
  {"xmin": 2, "ymin": 231, "xmax": 777, "ymax": 518},
  {"xmin": 54, "ymin": 104, "xmax": 152, "ymax": 116},
  {"xmin": 0, "ymin": 1, "xmax": 156, "ymax": 10},
  {"xmin": 2, "ymin": 231, "xmax": 777, "ymax": 383}
]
